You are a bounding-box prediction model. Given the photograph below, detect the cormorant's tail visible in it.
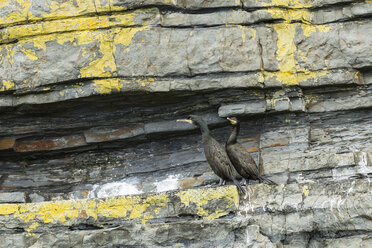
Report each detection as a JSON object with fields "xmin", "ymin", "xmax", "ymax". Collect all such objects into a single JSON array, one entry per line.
[
  {"xmin": 233, "ymin": 178, "xmax": 247, "ymax": 194},
  {"xmin": 259, "ymin": 176, "xmax": 277, "ymax": 185}
]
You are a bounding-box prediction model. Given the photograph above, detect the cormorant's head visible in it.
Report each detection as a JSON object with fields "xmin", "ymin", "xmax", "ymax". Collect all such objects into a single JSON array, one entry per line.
[
  {"xmin": 177, "ymin": 115, "xmax": 203, "ymax": 126},
  {"xmin": 227, "ymin": 117, "xmax": 239, "ymax": 126}
]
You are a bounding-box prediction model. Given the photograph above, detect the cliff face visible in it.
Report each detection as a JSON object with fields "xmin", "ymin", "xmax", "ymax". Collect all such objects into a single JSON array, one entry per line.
[{"xmin": 0, "ymin": 0, "xmax": 372, "ymax": 247}]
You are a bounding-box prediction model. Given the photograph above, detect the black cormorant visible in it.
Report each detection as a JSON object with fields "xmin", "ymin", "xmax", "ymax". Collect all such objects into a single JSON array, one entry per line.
[
  {"xmin": 177, "ymin": 115, "xmax": 246, "ymax": 194},
  {"xmin": 226, "ymin": 117, "xmax": 277, "ymax": 185}
]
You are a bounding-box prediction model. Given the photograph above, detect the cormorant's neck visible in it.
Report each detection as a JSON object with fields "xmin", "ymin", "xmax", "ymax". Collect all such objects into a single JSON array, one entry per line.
[
  {"xmin": 195, "ymin": 120, "xmax": 210, "ymax": 135},
  {"xmin": 227, "ymin": 123, "xmax": 239, "ymax": 145}
]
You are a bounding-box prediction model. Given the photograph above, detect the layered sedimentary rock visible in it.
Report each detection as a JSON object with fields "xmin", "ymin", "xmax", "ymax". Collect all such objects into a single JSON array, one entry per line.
[{"xmin": 0, "ymin": 0, "xmax": 371, "ymax": 247}]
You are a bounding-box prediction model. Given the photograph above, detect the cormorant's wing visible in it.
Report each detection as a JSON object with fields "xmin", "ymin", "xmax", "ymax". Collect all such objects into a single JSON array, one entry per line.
[
  {"xmin": 228, "ymin": 143, "xmax": 277, "ymax": 185},
  {"xmin": 204, "ymin": 137, "xmax": 247, "ymax": 192},
  {"xmin": 227, "ymin": 143, "xmax": 260, "ymax": 180},
  {"xmin": 204, "ymin": 136, "xmax": 234, "ymax": 180}
]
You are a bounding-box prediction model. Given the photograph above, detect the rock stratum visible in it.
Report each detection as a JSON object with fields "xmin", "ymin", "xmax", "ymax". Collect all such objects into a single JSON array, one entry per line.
[{"xmin": 0, "ymin": 0, "xmax": 371, "ymax": 247}]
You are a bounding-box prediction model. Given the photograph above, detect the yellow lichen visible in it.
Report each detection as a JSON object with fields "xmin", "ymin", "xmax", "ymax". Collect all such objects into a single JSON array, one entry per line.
[
  {"xmin": 0, "ymin": 80, "xmax": 15, "ymax": 91},
  {"xmin": 0, "ymin": 0, "xmax": 305, "ymax": 30},
  {"xmin": 274, "ymin": 23, "xmax": 297, "ymax": 72},
  {"xmin": 129, "ymin": 193, "xmax": 169, "ymax": 223},
  {"xmin": 141, "ymin": 214, "xmax": 154, "ymax": 224},
  {"xmin": 97, "ymin": 196, "xmax": 137, "ymax": 218},
  {"xmin": 301, "ymin": 24, "xmax": 330, "ymax": 37},
  {"xmin": 0, "ymin": 0, "xmax": 31, "ymax": 25},
  {"xmin": 25, "ymin": 222, "xmax": 39, "ymax": 233},
  {"xmin": 130, "ymin": 204, "xmax": 149, "ymax": 219},
  {"xmin": 93, "ymin": 78, "xmax": 123, "ymax": 94},
  {"xmin": 176, "ymin": 186, "xmax": 239, "ymax": 219},
  {"xmin": 302, "ymin": 185, "xmax": 309, "ymax": 197},
  {"xmin": 134, "ymin": 77, "xmax": 156, "ymax": 87},
  {"xmin": 154, "ymin": 207, "xmax": 162, "ymax": 214},
  {"xmin": 264, "ymin": 0, "xmax": 312, "ymax": 8},
  {"xmin": 0, "ymin": 187, "xmax": 236, "ymax": 233},
  {"xmin": 250, "ymin": 28, "xmax": 257, "ymax": 40},
  {"xmin": 113, "ymin": 27, "xmax": 145, "ymax": 47},
  {"xmin": 78, "ymin": 10, "xmax": 150, "ymax": 78},
  {"xmin": 203, "ymin": 208, "xmax": 229, "ymax": 220},
  {"xmin": 262, "ymin": 70, "xmax": 329, "ymax": 86},
  {"xmin": 5, "ymin": 46, "xmax": 16, "ymax": 64},
  {"xmin": 240, "ymin": 26, "xmax": 246, "ymax": 43},
  {"xmin": 0, "ymin": 204, "xmax": 18, "ymax": 215},
  {"xmin": 22, "ymin": 34, "xmax": 48, "ymax": 51},
  {"xmin": 1, "ymin": 9, "xmax": 151, "ymax": 83},
  {"xmin": 0, "ymin": 0, "xmax": 97, "ymax": 27},
  {"xmin": 267, "ymin": 7, "xmax": 311, "ymax": 22},
  {"xmin": 22, "ymin": 47, "xmax": 38, "ymax": 61},
  {"xmin": 79, "ymin": 32, "xmax": 117, "ymax": 78},
  {"xmin": 261, "ymin": 0, "xmax": 331, "ymax": 86}
]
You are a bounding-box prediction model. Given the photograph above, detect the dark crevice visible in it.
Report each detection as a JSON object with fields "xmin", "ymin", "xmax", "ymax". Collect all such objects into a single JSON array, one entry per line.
[
  {"xmin": 357, "ymin": 65, "xmax": 372, "ymax": 73},
  {"xmin": 0, "ymin": 6, "xmax": 159, "ymax": 30},
  {"xmin": 0, "ymin": 228, "xmax": 26, "ymax": 234},
  {"xmin": 1, "ymin": 3, "xmax": 370, "ymax": 45},
  {"xmin": 0, "ymin": 23, "xmax": 152, "ymax": 46},
  {"xmin": 176, "ymin": 213, "xmax": 202, "ymax": 220},
  {"xmin": 303, "ymin": 230, "xmax": 372, "ymax": 242},
  {"xmin": 1, "ymin": 71, "xmax": 265, "ymax": 98},
  {"xmin": 316, "ymin": 14, "xmax": 372, "ymax": 25},
  {"xmin": 301, "ymin": 83, "xmax": 365, "ymax": 93},
  {"xmin": 0, "ymin": 5, "xmax": 244, "ymax": 32},
  {"xmin": 157, "ymin": 5, "xmax": 243, "ymax": 14},
  {"xmin": 1, "ymin": 67, "xmax": 363, "ymax": 99},
  {"xmin": 0, "ymin": 0, "xmax": 362, "ymax": 31},
  {"xmin": 0, "ymin": 38, "xmax": 19, "ymax": 45},
  {"xmin": 8, "ymin": 71, "xmax": 263, "ymax": 96},
  {"xmin": 300, "ymin": 81, "xmax": 362, "ymax": 90},
  {"xmin": 239, "ymin": 18, "xmax": 285, "ymax": 27},
  {"xmin": 123, "ymin": 160, "xmax": 207, "ymax": 178},
  {"xmin": 0, "ymin": 90, "xmax": 16, "ymax": 97},
  {"xmin": 13, "ymin": 77, "xmax": 99, "ymax": 96},
  {"xmin": 1, "ymin": 88, "xmax": 370, "ymax": 161},
  {"xmin": 159, "ymin": 24, "xmax": 225, "ymax": 29},
  {"xmin": 0, "ymin": 174, "xmax": 9, "ymax": 187},
  {"xmin": 68, "ymin": 224, "xmax": 104, "ymax": 231},
  {"xmin": 0, "ymin": 124, "xmax": 205, "ymax": 161},
  {"xmin": 159, "ymin": 18, "xmax": 284, "ymax": 29},
  {"xmin": 309, "ymin": 0, "xmax": 365, "ymax": 10},
  {"xmin": 0, "ymin": 0, "xmax": 368, "ymax": 32}
]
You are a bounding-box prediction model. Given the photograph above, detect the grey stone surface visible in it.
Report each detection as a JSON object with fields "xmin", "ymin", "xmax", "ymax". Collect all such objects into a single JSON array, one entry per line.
[
  {"xmin": 306, "ymin": 85, "xmax": 372, "ymax": 112},
  {"xmin": 28, "ymin": 193, "xmax": 45, "ymax": 203},
  {"xmin": 0, "ymin": 192, "xmax": 25, "ymax": 203},
  {"xmin": 0, "ymin": 0, "xmax": 372, "ymax": 247},
  {"xmin": 2, "ymin": 17, "xmax": 371, "ymax": 94},
  {"xmin": 242, "ymin": 0, "xmax": 357, "ymax": 8},
  {"xmin": 296, "ymin": 22, "xmax": 372, "ymax": 70},
  {"xmin": 218, "ymin": 101, "xmax": 266, "ymax": 117},
  {"xmin": 161, "ymin": 9, "xmax": 275, "ymax": 27},
  {"xmin": 0, "ymin": 180, "xmax": 370, "ymax": 247},
  {"xmin": 111, "ymin": 0, "xmax": 241, "ymax": 10}
]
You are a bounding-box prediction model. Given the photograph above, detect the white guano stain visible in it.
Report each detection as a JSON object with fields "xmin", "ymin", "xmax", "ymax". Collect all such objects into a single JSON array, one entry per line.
[
  {"xmin": 88, "ymin": 178, "xmax": 143, "ymax": 198},
  {"xmin": 357, "ymin": 151, "xmax": 372, "ymax": 175},
  {"xmin": 154, "ymin": 175, "xmax": 180, "ymax": 193}
]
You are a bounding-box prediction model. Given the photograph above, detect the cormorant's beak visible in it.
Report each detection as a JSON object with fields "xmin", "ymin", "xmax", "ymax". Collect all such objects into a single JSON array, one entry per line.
[
  {"xmin": 177, "ymin": 119, "xmax": 193, "ymax": 124},
  {"xmin": 227, "ymin": 117, "xmax": 237, "ymax": 124}
]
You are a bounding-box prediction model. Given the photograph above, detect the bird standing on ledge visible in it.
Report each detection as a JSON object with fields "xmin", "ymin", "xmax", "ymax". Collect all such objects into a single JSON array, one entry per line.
[
  {"xmin": 226, "ymin": 117, "xmax": 277, "ymax": 185},
  {"xmin": 177, "ymin": 115, "xmax": 246, "ymax": 194}
]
